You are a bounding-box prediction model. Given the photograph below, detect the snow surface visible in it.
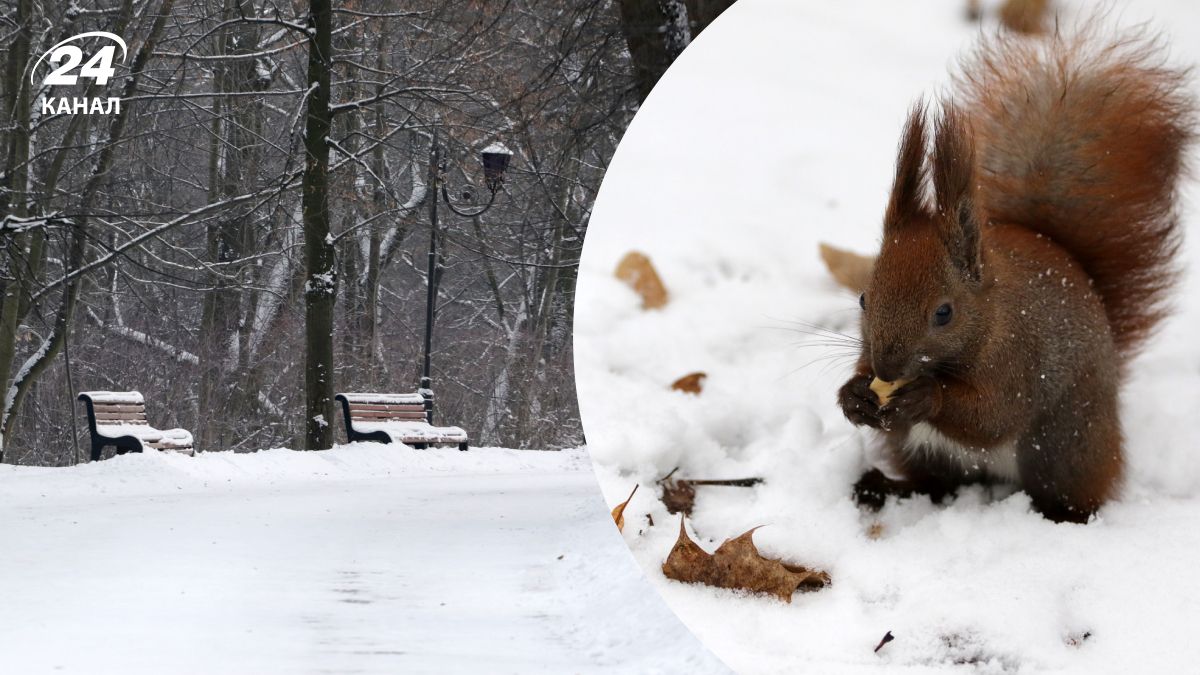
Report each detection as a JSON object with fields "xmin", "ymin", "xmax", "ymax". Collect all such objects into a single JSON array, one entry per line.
[
  {"xmin": 338, "ymin": 392, "xmax": 427, "ymax": 405},
  {"xmin": 93, "ymin": 423, "xmax": 193, "ymax": 449},
  {"xmin": 80, "ymin": 390, "xmax": 145, "ymax": 404},
  {"xmin": 350, "ymin": 420, "xmax": 469, "ymax": 443},
  {"xmin": 575, "ymin": 1, "xmax": 1200, "ymax": 673},
  {"xmin": 0, "ymin": 445, "xmax": 729, "ymax": 673},
  {"xmin": 482, "ymin": 141, "xmax": 512, "ymax": 155}
]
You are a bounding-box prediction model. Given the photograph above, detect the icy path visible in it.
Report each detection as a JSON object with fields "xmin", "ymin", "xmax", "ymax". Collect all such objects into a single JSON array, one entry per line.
[{"xmin": 0, "ymin": 445, "xmax": 728, "ymax": 674}]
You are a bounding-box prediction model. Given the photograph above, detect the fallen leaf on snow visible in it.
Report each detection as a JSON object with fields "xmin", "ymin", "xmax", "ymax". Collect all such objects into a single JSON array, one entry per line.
[
  {"xmin": 670, "ymin": 372, "xmax": 707, "ymax": 394},
  {"xmin": 659, "ymin": 472, "xmax": 696, "ymax": 516},
  {"xmin": 661, "ymin": 517, "xmax": 830, "ymax": 602},
  {"xmin": 657, "ymin": 469, "xmax": 764, "ymax": 516},
  {"xmin": 874, "ymin": 631, "xmax": 895, "ymax": 653},
  {"xmin": 966, "ymin": 0, "xmax": 982, "ymax": 21},
  {"xmin": 615, "ymin": 251, "xmax": 669, "ymax": 309},
  {"xmin": 999, "ymin": 0, "xmax": 1049, "ymax": 34},
  {"xmin": 612, "ymin": 484, "xmax": 638, "ymax": 532},
  {"xmin": 818, "ymin": 242, "xmax": 875, "ymax": 293}
]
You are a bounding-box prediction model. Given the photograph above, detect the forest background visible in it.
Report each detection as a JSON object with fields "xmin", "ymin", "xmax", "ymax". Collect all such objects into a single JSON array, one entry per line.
[{"xmin": 0, "ymin": 0, "xmax": 734, "ymax": 463}]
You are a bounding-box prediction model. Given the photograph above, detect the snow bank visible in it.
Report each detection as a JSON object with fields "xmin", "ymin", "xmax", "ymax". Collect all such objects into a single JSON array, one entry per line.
[
  {"xmin": 0, "ymin": 444, "xmax": 588, "ymax": 499},
  {"xmin": 575, "ymin": 1, "xmax": 1200, "ymax": 673}
]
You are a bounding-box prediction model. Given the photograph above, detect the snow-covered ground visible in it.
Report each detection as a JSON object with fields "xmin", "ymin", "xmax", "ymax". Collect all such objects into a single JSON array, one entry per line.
[
  {"xmin": 0, "ymin": 445, "xmax": 729, "ymax": 673},
  {"xmin": 575, "ymin": 1, "xmax": 1200, "ymax": 673}
]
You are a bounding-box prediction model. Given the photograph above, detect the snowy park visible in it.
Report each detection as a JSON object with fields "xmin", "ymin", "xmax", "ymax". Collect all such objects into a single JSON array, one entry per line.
[
  {"xmin": 575, "ymin": 0, "xmax": 1200, "ymax": 672},
  {"xmin": 0, "ymin": 1, "xmax": 735, "ymax": 672}
]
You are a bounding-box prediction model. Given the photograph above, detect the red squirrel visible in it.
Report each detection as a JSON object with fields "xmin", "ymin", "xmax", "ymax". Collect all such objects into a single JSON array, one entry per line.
[{"xmin": 837, "ymin": 27, "xmax": 1194, "ymax": 523}]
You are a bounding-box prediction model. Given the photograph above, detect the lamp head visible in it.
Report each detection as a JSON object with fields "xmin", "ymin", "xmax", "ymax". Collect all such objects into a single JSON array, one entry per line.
[{"xmin": 481, "ymin": 142, "xmax": 512, "ymax": 193}]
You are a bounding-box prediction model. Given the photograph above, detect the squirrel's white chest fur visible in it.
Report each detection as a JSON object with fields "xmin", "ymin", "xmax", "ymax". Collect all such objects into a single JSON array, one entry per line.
[{"xmin": 904, "ymin": 422, "xmax": 1020, "ymax": 482}]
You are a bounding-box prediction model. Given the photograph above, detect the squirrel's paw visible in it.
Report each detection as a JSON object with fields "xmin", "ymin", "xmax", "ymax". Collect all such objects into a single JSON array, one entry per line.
[
  {"xmin": 838, "ymin": 374, "xmax": 887, "ymax": 429},
  {"xmin": 879, "ymin": 377, "xmax": 940, "ymax": 428}
]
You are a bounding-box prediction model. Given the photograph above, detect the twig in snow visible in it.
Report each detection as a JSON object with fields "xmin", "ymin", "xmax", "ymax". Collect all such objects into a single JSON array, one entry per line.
[{"xmin": 656, "ymin": 467, "xmax": 764, "ymax": 516}]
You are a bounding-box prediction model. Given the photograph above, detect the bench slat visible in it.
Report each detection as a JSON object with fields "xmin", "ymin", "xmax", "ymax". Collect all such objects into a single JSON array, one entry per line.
[
  {"xmin": 90, "ymin": 398, "xmax": 144, "ymax": 410},
  {"xmin": 348, "ymin": 403, "xmax": 422, "ymax": 410},
  {"xmin": 145, "ymin": 443, "xmax": 194, "ymax": 457},
  {"xmin": 95, "ymin": 413, "xmax": 148, "ymax": 421},
  {"xmin": 348, "ymin": 403, "xmax": 425, "ymax": 412},
  {"xmin": 348, "ymin": 408, "xmax": 426, "ymax": 417},
  {"xmin": 350, "ymin": 410, "xmax": 427, "ymax": 420},
  {"xmin": 392, "ymin": 433, "xmax": 465, "ymax": 443}
]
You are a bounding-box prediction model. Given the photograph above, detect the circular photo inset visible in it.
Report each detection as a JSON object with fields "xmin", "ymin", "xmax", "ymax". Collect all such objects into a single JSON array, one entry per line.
[{"xmin": 575, "ymin": 0, "xmax": 1200, "ymax": 672}]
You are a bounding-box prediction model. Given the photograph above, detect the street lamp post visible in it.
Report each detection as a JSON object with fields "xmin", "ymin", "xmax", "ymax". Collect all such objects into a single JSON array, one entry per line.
[{"xmin": 420, "ymin": 124, "xmax": 512, "ymax": 425}]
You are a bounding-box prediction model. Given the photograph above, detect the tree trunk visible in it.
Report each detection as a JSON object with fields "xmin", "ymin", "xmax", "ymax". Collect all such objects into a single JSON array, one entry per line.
[
  {"xmin": 0, "ymin": 0, "xmax": 34, "ymax": 460},
  {"xmin": 616, "ymin": 0, "xmax": 692, "ymax": 102},
  {"xmin": 301, "ymin": 0, "xmax": 336, "ymax": 450},
  {"xmin": 360, "ymin": 40, "xmax": 389, "ymax": 378}
]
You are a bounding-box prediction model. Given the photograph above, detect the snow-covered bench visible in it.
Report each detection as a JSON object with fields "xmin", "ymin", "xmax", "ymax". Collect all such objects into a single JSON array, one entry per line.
[
  {"xmin": 335, "ymin": 393, "xmax": 469, "ymax": 451},
  {"xmin": 77, "ymin": 391, "xmax": 195, "ymax": 460}
]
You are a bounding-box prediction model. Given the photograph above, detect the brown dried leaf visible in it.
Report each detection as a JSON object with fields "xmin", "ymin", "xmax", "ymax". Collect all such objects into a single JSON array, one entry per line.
[
  {"xmin": 818, "ymin": 243, "xmax": 875, "ymax": 293},
  {"xmin": 659, "ymin": 475, "xmax": 696, "ymax": 516},
  {"xmin": 657, "ymin": 470, "xmax": 763, "ymax": 516},
  {"xmin": 615, "ymin": 251, "xmax": 669, "ymax": 309},
  {"xmin": 670, "ymin": 372, "xmax": 707, "ymax": 395},
  {"xmin": 965, "ymin": 0, "xmax": 982, "ymax": 21},
  {"xmin": 999, "ymin": 0, "xmax": 1049, "ymax": 34},
  {"xmin": 611, "ymin": 485, "xmax": 638, "ymax": 532},
  {"xmin": 661, "ymin": 518, "xmax": 831, "ymax": 603},
  {"xmin": 661, "ymin": 518, "xmax": 715, "ymax": 582}
]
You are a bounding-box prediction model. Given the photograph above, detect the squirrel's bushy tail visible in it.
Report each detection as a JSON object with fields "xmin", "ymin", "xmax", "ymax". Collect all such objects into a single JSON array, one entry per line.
[{"xmin": 954, "ymin": 24, "xmax": 1194, "ymax": 359}]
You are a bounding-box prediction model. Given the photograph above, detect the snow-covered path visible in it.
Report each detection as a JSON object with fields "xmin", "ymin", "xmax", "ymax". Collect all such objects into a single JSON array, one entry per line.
[{"xmin": 0, "ymin": 445, "xmax": 728, "ymax": 673}]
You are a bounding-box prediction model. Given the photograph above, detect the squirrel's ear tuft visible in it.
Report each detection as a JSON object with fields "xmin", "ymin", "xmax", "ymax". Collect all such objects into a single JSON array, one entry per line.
[
  {"xmin": 883, "ymin": 101, "xmax": 929, "ymax": 232},
  {"xmin": 932, "ymin": 105, "xmax": 981, "ymax": 281}
]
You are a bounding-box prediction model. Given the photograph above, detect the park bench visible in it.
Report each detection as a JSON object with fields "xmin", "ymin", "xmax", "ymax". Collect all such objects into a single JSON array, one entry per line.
[
  {"xmin": 77, "ymin": 391, "xmax": 195, "ymax": 461},
  {"xmin": 335, "ymin": 392, "xmax": 469, "ymax": 451}
]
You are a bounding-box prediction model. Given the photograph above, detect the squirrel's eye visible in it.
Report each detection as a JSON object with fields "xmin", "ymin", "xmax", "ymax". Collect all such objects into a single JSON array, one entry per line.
[
  {"xmin": 934, "ymin": 303, "xmax": 953, "ymax": 326},
  {"xmin": 859, "ymin": 293, "xmax": 866, "ymax": 310}
]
